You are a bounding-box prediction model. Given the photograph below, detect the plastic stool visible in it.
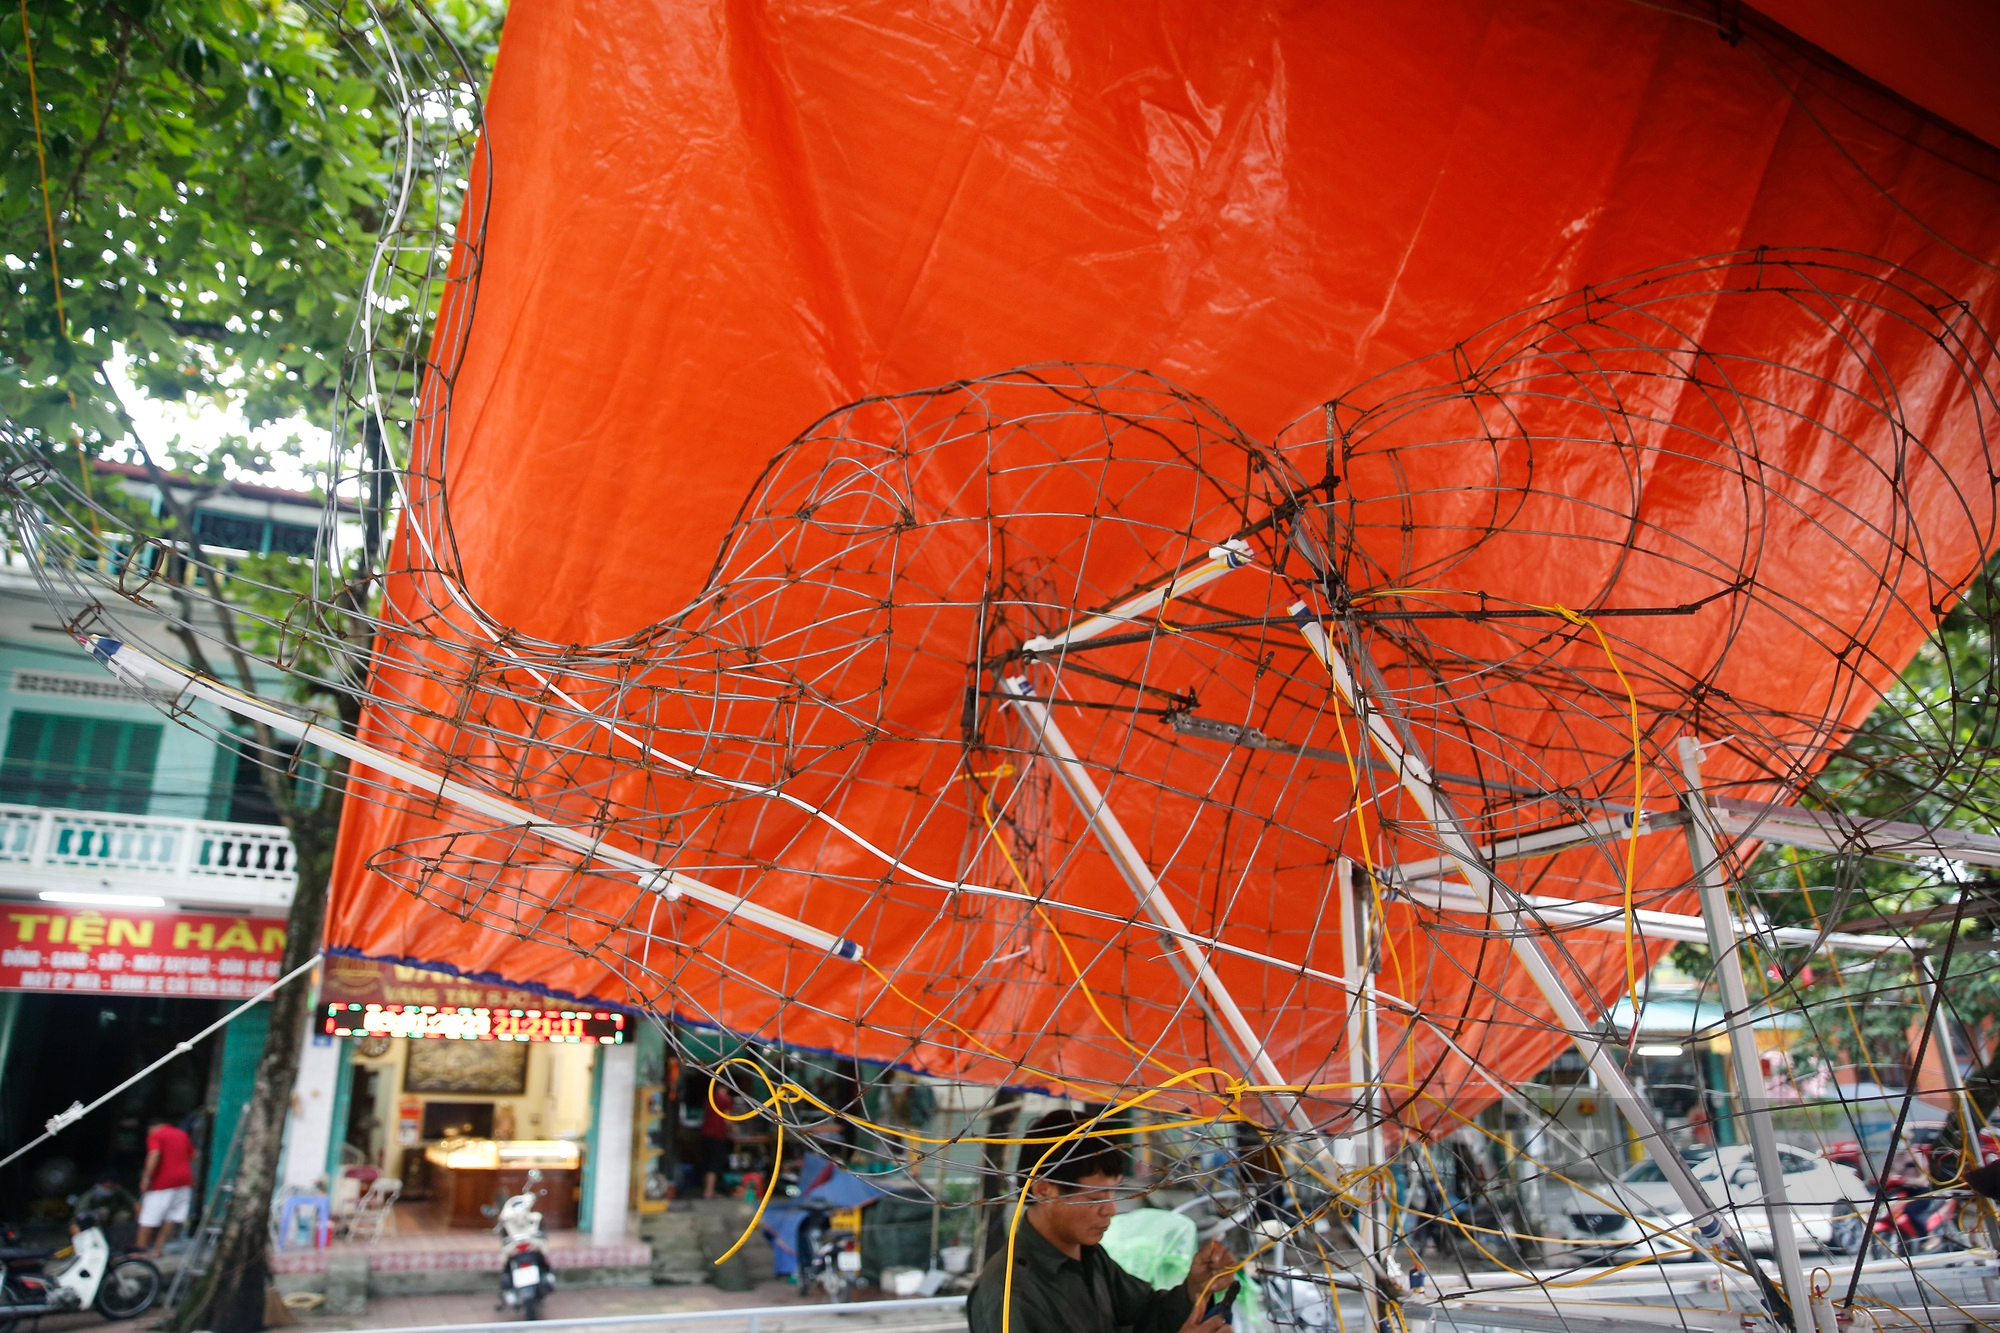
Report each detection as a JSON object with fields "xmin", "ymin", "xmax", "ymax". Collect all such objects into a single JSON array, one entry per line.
[{"xmin": 278, "ymin": 1193, "xmax": 332, "ymax": 1250}]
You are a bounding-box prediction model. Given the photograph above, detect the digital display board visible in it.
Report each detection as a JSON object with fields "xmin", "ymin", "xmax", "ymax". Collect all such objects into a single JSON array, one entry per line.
[{"xmin": 322, "ymin": 1001, "xmax": 625, "ymax": 1043}]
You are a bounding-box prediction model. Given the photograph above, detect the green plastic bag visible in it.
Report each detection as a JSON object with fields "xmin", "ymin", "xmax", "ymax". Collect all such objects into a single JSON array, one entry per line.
[{"xmin": 1101, "ymin": 1210, "xmax": 1259, "ymax": 1330}]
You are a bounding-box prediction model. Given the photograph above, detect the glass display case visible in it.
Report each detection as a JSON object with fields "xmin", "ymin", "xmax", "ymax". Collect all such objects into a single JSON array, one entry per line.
[
  {"xmin": 424, "ymin": 1138, "xmax": 584, "ymax": 1228},
  {"xmin": 425, "ymin": 1138, "xmax": 584, "ymax": 1171}
]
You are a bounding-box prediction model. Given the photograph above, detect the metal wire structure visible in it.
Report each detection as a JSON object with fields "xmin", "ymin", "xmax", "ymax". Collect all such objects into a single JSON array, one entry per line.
[{"xmin": 5, "ymin": 7, "xmax": 2000, "ymax": 1331}]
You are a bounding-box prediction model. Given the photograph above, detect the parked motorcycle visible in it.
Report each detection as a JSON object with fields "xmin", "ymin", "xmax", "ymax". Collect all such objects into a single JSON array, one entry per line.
[
  {"xmin": 1873, "ymin": 1177, "xmax": 1970, "ymax": 1255},
  {"xmin": 1830, "ymin": 1177, "xmax": 1973, "ymax": 1257},
  {"xmin": 487, "ymin": 1171, "xmax": 556, "ymax": 1320},
  {"xmin": 0, "ymin": 1207, "xmax": 161, "ymax": 1332},
  {"xmin": 794, "ymin": 1201, "xmax": 861, "ymax": 1303}
]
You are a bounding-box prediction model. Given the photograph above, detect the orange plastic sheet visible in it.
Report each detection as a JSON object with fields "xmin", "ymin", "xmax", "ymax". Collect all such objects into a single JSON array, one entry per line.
[{"xmin": 327, "ymin": 0, "xmax": 2000, "ymax": 1119}]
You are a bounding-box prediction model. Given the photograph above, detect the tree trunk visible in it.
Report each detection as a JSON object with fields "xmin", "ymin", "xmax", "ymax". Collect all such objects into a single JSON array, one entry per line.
[{"xmin": 175, "ymin": 803, "xmax": 340, "ymax": 1333}]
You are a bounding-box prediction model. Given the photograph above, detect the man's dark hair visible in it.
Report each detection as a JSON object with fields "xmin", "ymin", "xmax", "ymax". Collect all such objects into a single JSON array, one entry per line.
[{"xmin": 1020, "ymin": 1109, "xmax": 1129, "ymax": 1188}]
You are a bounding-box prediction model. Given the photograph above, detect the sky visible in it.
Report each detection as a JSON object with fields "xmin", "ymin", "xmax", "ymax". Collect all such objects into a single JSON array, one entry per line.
[{"xmin": 107, "ymin": 348, "xmax": 329, "ymax": 497}]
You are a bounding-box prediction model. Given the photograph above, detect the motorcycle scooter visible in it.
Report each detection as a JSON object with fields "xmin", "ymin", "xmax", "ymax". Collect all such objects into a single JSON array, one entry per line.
[
  {"xmin": 793, "ymin": 1201, "xmax": 861, "ymax": 1303},
  {"xmin": 1871, "ymin": 1176, "xmax": 1970, "ymax": 1255},
  {"xmin": 486, "ymin": 1170, "xmax": 556, "ymax": 1320},
  {"xmin": 0, "ymin": 1205, "xmax": 161, "ymax": 1331}
]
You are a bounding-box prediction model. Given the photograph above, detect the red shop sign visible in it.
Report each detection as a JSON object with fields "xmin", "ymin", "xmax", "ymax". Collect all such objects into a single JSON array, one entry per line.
[
  {"xmin": 319, "ymin": 956, "xmax": 553, "ymax": 1011},
  {"xmin": 0, "ymin": 903, "xmax": 287, "ymax": 999}
]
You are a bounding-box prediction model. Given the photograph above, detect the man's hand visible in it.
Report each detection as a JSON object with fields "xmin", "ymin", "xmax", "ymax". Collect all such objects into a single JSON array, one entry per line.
[
  {"xmin": 1184, "ymin": 1239, "xmax": 1238, "ymax": 1305},
  {"xmin": 1177, "ymin": 1306, "xmax": 1231, "ymax": 1333}
]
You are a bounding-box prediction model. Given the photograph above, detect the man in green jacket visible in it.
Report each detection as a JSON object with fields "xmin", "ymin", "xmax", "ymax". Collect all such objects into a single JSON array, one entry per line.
[{"xmin": 968, "ymin": 1110, "xmax": 1238, "ymax": 1333}]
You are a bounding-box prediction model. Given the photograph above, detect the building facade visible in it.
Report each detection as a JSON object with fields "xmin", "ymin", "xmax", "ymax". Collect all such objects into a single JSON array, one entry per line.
[
  {"xmin": 0, "ymin": 466, "xmax": 317, "ymax": 1225},
  {"xmin": 0, "ymin": 467, "xmax": 649, "ymax": 1245}
]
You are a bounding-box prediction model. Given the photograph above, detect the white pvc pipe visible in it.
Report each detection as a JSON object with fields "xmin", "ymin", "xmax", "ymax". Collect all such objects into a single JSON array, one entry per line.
[
  {"xmin": 1021, "ymin": 540, "xmax": 1254, "ymax": 653},
  {"xmin": 1399, "ymin": 882, "xmax": 1907, "ymax": 953},
  {"xmin": 1679, "ymin": 737, "xmax": 1812, "ymax": 1320},
  {"xmin": 84, "ymin": 637, "xmax": 862, "ymax": 961},
  {"xmin": 1287, "ymin": 601, "xmax": 1753, "ymax": 1274},
  {"xmin": 999, "ymin": 676, "xmax": 1290, "ymax": 1098}
]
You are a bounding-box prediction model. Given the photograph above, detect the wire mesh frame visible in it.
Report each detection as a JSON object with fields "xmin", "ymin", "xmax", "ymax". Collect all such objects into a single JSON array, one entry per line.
[{"xmin": 2, "ymin": 5, "xmax": 2000, "ymax": 1326}]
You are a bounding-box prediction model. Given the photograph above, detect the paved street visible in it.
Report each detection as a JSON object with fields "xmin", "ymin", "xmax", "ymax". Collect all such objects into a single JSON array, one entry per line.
[
  {"xmin": 15, "ymin": 1281, "xmax": 968, "ymax": 1333},
  {"xmin": 286, "ymin": 1281, "xmax": 967, "ymax": 1333}
]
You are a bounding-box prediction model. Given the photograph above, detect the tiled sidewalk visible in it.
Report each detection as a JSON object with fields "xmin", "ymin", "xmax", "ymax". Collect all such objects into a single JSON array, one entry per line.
[
  {"xmin": 270, "ymin": 1202, "xmax": 649, "ymax": 1275},
  {"xmin": 294, "ymin": 1279, "xmax": 810, "ymax": 1330},
  {"xmin": 270, "ymin": 1227, "xmax": 651, "ymax": 1275}
]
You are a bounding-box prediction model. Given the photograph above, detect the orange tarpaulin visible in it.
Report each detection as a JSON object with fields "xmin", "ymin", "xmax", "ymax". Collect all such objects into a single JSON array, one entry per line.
[{"xmin": 327, "ymin": 1, "xmax": 2000, "ymax": 1117}]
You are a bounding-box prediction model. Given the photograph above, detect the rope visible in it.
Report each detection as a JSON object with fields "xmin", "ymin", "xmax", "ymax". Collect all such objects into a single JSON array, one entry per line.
[{"xmin": 0, "ymin": 952, "xmax": 324, "ymax": 1172}]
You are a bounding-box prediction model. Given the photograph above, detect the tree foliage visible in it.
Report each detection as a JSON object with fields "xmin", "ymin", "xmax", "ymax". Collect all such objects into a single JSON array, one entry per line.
[
  {"xmin": 6, "ymin": 4, "xmax": 499, "ymax": 1329},
  {"xmin": 1681, "ymin": 559, "xmax": 2000, "ymax": 1137},
  {"xmin": 4, "ymin": 0, "xmax": 499, "ymax": 452}
]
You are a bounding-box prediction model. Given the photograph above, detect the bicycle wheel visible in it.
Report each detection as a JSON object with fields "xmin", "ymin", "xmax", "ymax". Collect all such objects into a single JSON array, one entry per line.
[{"xmin": 94, "ymin": 1257, "xmax": 162, "ymax": 1320}]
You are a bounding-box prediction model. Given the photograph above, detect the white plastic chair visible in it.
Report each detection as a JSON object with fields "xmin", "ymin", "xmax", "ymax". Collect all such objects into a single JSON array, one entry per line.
[
  {"xmin": 347, "ymin": 1176, "xmax": 402, "ymax": 1244},
  {"xmin": 330, "ymin": 1175, "xmax": 365, "ymax": 1237}
]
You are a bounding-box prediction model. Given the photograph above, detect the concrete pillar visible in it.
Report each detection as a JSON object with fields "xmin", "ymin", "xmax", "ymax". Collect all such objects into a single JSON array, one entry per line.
[
  {"xmin": 282, "ymin": 1019, "xmax": 345, "ymax": 1192},
  {"xmin": 590, "ymin": 1043, "xmax": 637, "ymax": 1241}
]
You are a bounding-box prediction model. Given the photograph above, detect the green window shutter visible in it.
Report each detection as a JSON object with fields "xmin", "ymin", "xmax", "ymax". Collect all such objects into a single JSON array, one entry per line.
[
  {"xmin": 46, "ymin": 716, "xmax": 93, "ymax": 808},
  {"xmin": 84, "ymin": 719, "xmax": 122, "ymax": 808},
  {"xmin": 115, "ymin": 725, "xmax": 161, "ymax": 813},
  {"xmin": 1, "ymin": 713, "xmax": 46, "ymax": 780},
  {"xmin": 0, "ymin": 711, "xmax": 164, "ymax": 813},
  {"xmin": 206, "ymin": 739, "xmax": 240, "ymax": 821}
]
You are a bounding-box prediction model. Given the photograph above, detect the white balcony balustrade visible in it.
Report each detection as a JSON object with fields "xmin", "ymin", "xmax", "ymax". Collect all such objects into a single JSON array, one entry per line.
[{"xmin": 0, "ymin": 802, "xmax": 296, "ymax": 912}]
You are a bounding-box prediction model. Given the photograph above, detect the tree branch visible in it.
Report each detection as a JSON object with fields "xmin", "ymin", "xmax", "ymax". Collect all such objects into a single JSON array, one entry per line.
[{"xmin": 62, "ymin": 23, "xmax": 133, "ymax": 221}]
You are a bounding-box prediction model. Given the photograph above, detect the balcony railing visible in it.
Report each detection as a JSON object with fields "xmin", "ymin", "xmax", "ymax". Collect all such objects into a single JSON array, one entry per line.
[{"xmin": 0, "ymin": 802, "xmax": 296, "ymax": 911}]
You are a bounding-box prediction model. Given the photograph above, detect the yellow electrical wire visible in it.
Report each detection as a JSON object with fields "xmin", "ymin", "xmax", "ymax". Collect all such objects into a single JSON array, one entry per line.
[
  {"xmin": 705, "ymin": 1035, "xmax": 1729, "ymax": 1325},
  {"xmin": 17, "ymin": 0, "xmax": 68, "ymax": 344},
  {"xmin": 959, "ymin": 716, "xmax": 1701, "ymax": 1311},
  {"xmin": 1331, "ymin": 589, "xmax": 1651, "ymax": 1013},
  {"xmin": 1287, "ymin": 601, "xmax": 1420, "ymax": 1096},
  {"xmin": 701, "ymin": 1053, "xmax": 1234, "ymax": 1269},
  {"xmin": 1543, "ymin": 603, "xmax": 1647, "ymax": 1015},
  {"xmin": 704, "ymin": 1060, "xmax": 797, "ymax": 1265},
  {"xmin": 963, "ymin": 764, "xmax": 1203, "ymax": 1086}
]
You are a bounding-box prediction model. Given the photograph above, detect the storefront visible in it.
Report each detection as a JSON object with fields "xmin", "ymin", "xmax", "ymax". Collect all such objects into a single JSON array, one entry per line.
[
  {"xmin": 281, "ymin": 957, "xmax": 665, "ymax": 1240},
  {"xmin": 0, "ymin": 901, "xmax": 290, "ymax": 1230}
]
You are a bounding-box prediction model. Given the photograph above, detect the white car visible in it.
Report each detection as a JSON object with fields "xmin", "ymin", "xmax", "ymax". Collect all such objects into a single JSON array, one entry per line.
[{"xmin": 1551, "ymin": 1145, "xmax": 1873, "ymax": 1259}]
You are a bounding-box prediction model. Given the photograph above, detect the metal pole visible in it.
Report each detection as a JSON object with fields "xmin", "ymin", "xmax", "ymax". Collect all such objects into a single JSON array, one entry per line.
[
  {"xmin": 1288, "ymin": 604, "xmax": 1770, "ymax": 1309},
  {"xmin": 1340, "ymin": 857, "xmax": 1390, "ymax": 1327},
  {"xmin": 927, "ymin": 1131, "xmax": 946, "ymax": 1268},
  {"xmin": 1677, "ymin": 737, "xmax": 1813, "ymax": 1324},
  {"xmin": 344, "ymin": 1297, "xmax": 972, "ymax": 1333},
  {"xmin": 1000, "ymin": 676, "xmax": 1290, "ymax": 1106},
  {"xmin": 999, "ymin": 676, "xmax": 1397, "ymax": 1294},
  {"xmin": 1839, "ymin": 894, "xmax": 1967, "ymax": 1308}
]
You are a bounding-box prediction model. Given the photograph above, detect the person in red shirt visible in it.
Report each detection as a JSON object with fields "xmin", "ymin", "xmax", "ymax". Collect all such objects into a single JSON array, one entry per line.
[
  {"xmin": 137, "ymin": 1115, "xmax": 196, "ymax": 1254},
  {"xmin": 700, "ymin": 1077, "xmax": 734, "ymax": 1199}
]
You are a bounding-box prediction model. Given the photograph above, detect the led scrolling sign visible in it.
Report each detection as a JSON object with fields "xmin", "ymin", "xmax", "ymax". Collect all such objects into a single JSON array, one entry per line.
[{"xmin": 323, "ymin": 1001, "xmax": 626, "ymax": 1044}]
